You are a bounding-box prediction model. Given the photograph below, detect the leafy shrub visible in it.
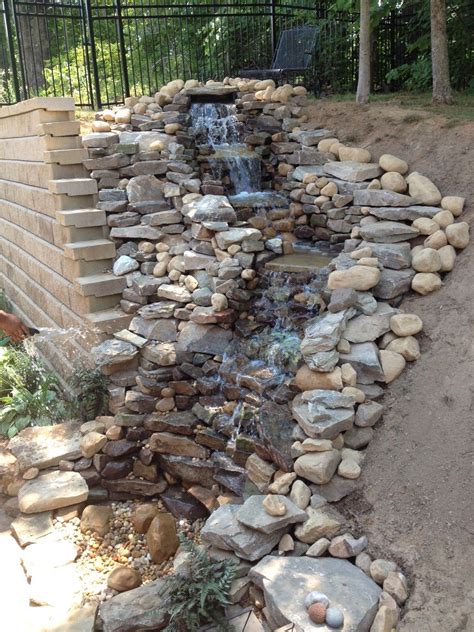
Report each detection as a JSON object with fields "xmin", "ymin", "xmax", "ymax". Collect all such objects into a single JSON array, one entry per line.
[
  {"xmin": 162, "ymin": 534, "xmax": 236, "ymax": 632},
  {"xmin": 69, "ymin": 365, "xmax": 109, "ymax": 421},
  {"xmin": 0, "ymin": 348, "xmax": 67, "ymax": 438}
]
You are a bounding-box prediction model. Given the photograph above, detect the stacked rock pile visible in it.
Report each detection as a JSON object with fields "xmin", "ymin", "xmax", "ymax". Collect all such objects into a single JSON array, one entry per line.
[{"xmin": 0, "ymin": 77, "xmax": 469, "ymax": 630}]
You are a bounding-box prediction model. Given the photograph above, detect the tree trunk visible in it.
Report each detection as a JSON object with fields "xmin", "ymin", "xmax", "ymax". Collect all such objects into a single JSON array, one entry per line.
[
  {"xmin": 431, "ymin": 0, "xmax": 453, "ymax": 104},
  {"xmin": 17, "ymin": 0, "xmax": 50, "ymax": 96},
  {"xmin": 356, "ymin": 0, "xmax": 370, "ymax": 104}
]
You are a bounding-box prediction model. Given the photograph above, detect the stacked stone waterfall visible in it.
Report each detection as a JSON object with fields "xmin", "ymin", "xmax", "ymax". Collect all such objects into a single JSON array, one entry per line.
[{"xmin": 8, "ymin": 76, "xmax": 464, "ymax": 630}]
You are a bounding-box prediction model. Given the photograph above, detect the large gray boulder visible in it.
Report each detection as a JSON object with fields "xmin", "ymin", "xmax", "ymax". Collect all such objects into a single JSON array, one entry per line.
[
  {"xmin": 344, "ymin": 303, "xmax": 398, "ymax": 344},
  {"xmin": 249, "ymin": 556, "xmax": 381, "ymax": 631},
  {"xmin": 176, "ymin": 323, "xmax": 232, "ymax": 355},
  {"xmin": 201, "ymin": 504, "xmax": 286, "ymax": 561},
  {"xmin": 358, "ymin": 242, "xmax": 411, "ymax": 270},
  {"xmin": 340, "ymin": 342, "xmax": 385, "ymax": 384}
]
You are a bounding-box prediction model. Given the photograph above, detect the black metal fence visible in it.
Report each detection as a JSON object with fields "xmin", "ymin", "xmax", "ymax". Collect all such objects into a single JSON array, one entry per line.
[{"xmin": 0, "ymin": 0, "xmax": 472, "ymax": 108}]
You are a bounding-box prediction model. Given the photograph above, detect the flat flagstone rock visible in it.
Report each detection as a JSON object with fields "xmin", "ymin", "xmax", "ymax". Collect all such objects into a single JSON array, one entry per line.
[
  {"xmin": 201, "ymin": 504, "xmax": 286, "ymax": 561},
  {"xmin": 358, "ymin": 241, "xmax": 411, "ymax": 270},
  {"xmin": 353, "ymin": 189, "xmax": 414, "ymax": 207},
  {"xmin": 29, "ymin": 564, "xmax": 83, "ymax": 608},
  {"xmin": 369, "ymin": 205, "xmax": 441, "ymax": 221},
  {"xmin": 359, "ymin": 221, "xmax": 419, "ymax": 243},
  {"xmin": 249, "ymin": 556, "xmax": 381, "ymax": 631},
  {"xmin": 323, "ymin": 161, "xmax": 382, "ymax": 182},
  {"xmin": 236, "ymin": 495, "xmax": 307, "ymax": 534},
  {"xmin": 9, "ymin": 423, "xmax": 82, "ymax": 472},
  {"xmin": 10, "ymin": 511, "xmax": 53, "ymax": 546},
  {"xmin": 344, "ymin": 303, "xmax": 398, "ymax": 343},
  {"xmin": 292, "ymin": 165, "xmax": 325, "ymax": 181},
  {"xmin": 95, "ymin": 577, "xmax": 169, "ymax": 631},
  {"xmin": 292, "ymin": 390, "xmax": 355, "ymax": 439},
  {"xmin": 340, "ymin": 342, "xmax": 384, "ymax": 384},
  {"xmin": 18, "ymin": 471, "xmax": 89, "ymax": 514}
]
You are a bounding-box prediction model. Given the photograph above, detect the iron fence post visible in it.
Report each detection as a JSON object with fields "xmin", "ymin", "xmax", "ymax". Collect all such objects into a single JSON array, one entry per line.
[
  {"xmin": 83, "ymin": 0, "xmax": 101, "ymax": 109},
  {"xmin": 115, "ymin": 0, "xmax": 129, "ymax": 99},
  {"xmin": 4, "ymin": 0, "xmax": 21, "ymax": 102}
]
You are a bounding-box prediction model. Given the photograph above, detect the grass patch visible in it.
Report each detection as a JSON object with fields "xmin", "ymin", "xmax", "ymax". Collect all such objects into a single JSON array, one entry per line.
[{"xmin": 317, "ymin": 91, "xmax": 474, "ymax": 122}]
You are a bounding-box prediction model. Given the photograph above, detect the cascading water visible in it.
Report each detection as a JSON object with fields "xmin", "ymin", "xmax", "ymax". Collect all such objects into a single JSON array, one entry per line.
[
  {"xmin": 190, "ymin": 101, "xmax": 262, "ymax": 194},
  {"xmin": 188, "ymin": 100, "xmax": 330, "ymax": 464}
]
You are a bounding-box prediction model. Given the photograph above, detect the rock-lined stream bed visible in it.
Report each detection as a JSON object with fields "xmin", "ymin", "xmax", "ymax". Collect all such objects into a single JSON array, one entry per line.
[{"xmin": 0, "ymin": 77, "xmax": 469, "ymax": 631}]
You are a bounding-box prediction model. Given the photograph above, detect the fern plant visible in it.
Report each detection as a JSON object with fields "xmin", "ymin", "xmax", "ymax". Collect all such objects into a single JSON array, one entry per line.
[
  {"xmin": 0, "ymin": 348, "xmax": 67, "ymax": 438},
  {"xmin": 162, "ymin": 534, "xmax": 236, "ymax": 632},
  {"xmin": 69, "ymin": 365, "xmax": 109, "ymax": 421}
]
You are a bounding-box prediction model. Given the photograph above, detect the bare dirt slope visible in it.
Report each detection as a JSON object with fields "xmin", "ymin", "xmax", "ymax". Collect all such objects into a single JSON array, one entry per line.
[{"xmin": 307, "ymin": 101, "xmax": 474, "ymax": 631}]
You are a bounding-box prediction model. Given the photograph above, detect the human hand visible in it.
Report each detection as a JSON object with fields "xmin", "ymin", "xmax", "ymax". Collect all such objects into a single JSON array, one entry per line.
[{"xmin": 0, "ymin": 313, "xmax": 30, "ymax": 342}]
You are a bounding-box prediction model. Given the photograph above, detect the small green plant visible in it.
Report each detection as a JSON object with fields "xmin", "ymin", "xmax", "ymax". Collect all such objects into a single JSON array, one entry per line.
[
  {"xmin": 0, "ymin": 348, "xmax": 67, "ymax": 438},
  {"xmin": 69, "ymin": 365, "xmax": 109, "ymax": 421},
  {"xmin": 162, "ymin": 534, "xmax": 236, "ymax": 632}
]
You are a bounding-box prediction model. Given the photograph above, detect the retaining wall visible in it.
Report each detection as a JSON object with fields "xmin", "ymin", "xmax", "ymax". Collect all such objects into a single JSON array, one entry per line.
[{"xmin": 0, "ymin": 98, "xmax": 128, "ymax": 376}]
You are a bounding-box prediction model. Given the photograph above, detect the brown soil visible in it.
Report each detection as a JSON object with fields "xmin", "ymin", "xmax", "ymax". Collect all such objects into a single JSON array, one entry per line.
[{"xmin": 307, "ymin": 101, "xmax": 474, "ymax": 631}]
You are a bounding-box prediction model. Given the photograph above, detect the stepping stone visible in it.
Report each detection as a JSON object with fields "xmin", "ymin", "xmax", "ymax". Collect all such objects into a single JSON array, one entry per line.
[
  {"xmin": 9, "ymin": 423, "xmax": 81, "ymax": 472},
  {"xmin": 10, "ymin": 512, "xmax": 53, "ymax": 547},
  {"xmin": 249, "ymin": 556, "xmax": 381, "ymax": 631},
  {"xmin": 22, "ymin": 536, "xmax": 78, "ymax": 577},
  {"xmin": 18, "ymin": 471, "xmax": 89, "ymax": 514},
  {"xmin": 29, "ymin": 564, "xmax": 82, "ymax": 608}
]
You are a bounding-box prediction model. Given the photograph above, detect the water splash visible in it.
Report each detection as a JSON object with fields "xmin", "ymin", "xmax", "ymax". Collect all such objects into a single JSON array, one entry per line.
[{"xmin": 190, "ymin": 101, "xmax": 261, "ymax": 194}]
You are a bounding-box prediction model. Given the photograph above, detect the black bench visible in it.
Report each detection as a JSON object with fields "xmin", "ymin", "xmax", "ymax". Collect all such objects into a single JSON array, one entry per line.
[{"xmin": 238, "ymin": 25, "xmax": 319, "ymax": 94}]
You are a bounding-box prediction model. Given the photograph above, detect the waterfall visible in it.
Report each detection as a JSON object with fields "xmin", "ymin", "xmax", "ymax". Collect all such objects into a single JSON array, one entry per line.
[{"xmin": 190, "ymin": 101, "xmax": 262, "ymax": 194}]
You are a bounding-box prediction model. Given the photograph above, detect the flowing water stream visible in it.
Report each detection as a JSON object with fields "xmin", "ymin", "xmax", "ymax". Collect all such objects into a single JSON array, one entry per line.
[{"xmin": 189, "ymin": 100, "xmax": 331, "ymax": 454}]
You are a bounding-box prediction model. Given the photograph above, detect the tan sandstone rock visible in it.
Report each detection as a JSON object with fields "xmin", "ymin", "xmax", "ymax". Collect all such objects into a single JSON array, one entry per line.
[
  {"xmin": 412, "ymin": 272, "xmax": 442, "ymax": 295},
  {"xmin": 379, "ymin": 154, "xmax": 408, "ymax": 174},
  {"xmin": 390, "ymin": 313, "xmax": 423, "ymax": 336},
  {"xmin": 445, "ymin": 222, "xmax": 469, "ymax": 249},
  {"xmin": 441, "ymin": 196, "xmax": 464, "ymax": 217},
  {"xmin": 386, "ymin": 336, "xmax": 421, "ymax": 362},
  {"xmin": 379, "ymin": 350, "xmax": 406, "ymax": 383},
  {"xmin": 338, "ymin": 146, "xmax": 372, "ymax": 163},
  {"xmin": 438, "ymin": 244, "xmax": 456, "ymax": 271},
  {"xmin": 411, "ymin": 247, "xmax": 442, "ymax": 273},
  {"xmin": 328, "ymin": 266, "xmax": 380, "ymax": 291},
  {"xmin": 381, "ymin": 172, "xmax": 407, "ymax": 193},
  {"xmin": 406, "ymin": 172, "xmax": 442, "ymax": 205}
]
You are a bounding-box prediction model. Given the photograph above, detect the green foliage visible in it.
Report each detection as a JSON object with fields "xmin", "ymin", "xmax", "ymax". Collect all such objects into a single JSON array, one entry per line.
[
  {"xmin": 0, "ymin": 348, "xmax": 67, "ymax": 438},
  {"xmin": 69, "ymin": 365, "xmax": 109, "ymax": 422},
  {"xmin": 162, "ymin": 534, "xmax": 236, "ymax": 632},
  {"xmin": 386, "ymin": 56, "xmax": 432, "ymax": 92}
]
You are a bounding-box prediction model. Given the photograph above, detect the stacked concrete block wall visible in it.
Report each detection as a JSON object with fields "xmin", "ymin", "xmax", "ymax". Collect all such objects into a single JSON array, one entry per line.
[{"xmin": 0, "ymin": 97, "xmax": 127, "ymax": 376}]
